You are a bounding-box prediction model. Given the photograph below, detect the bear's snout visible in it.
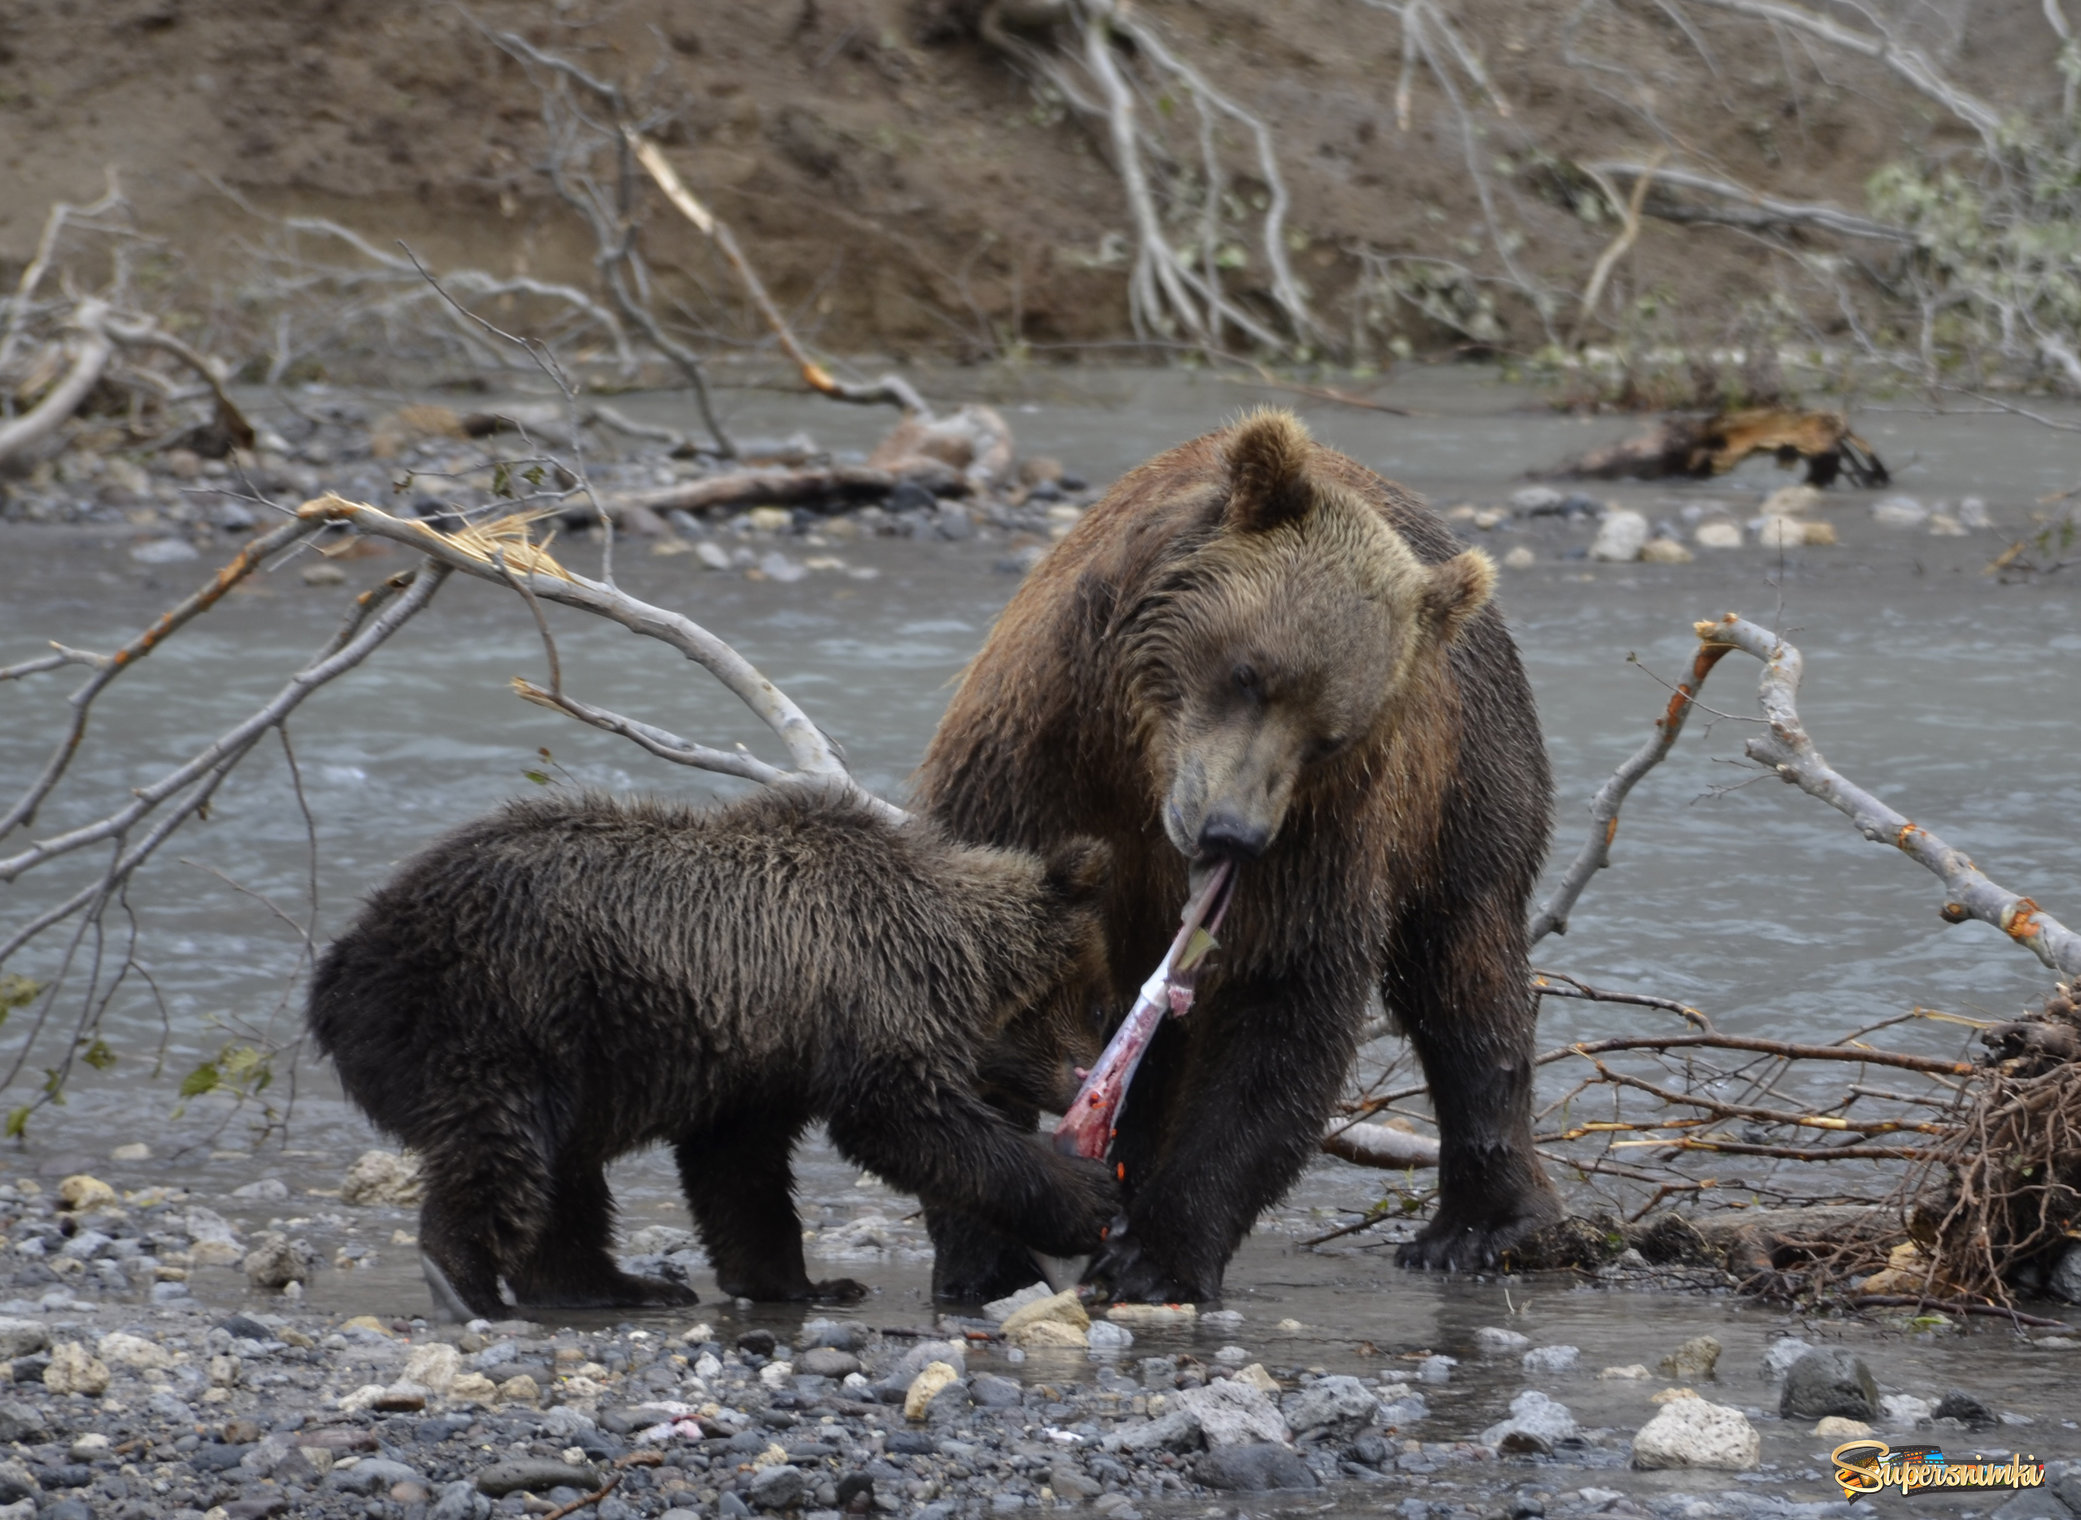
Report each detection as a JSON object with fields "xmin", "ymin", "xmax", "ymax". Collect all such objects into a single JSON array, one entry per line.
[{"xmin": 1197, "ymin": 807, "xmax": 1271, "ymax": 860}]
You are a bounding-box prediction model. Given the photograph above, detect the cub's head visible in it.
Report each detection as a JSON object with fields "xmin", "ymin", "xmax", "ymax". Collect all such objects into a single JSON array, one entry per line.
[
  {"xmin": 966, "ymin": 836, "xmax": 1114, "ymax": 1115},
  {"xmin": 1131, "ymin": 409, "xmax": 1495, "ymax": 865}
]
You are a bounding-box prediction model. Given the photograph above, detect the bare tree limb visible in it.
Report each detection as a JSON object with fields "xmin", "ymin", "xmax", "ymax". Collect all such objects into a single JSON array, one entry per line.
[
  {"xmin": 1, "ymin": 512, "xmax": 329, "ymax": 841},
  {"xmin": 1698, "ymin": 613, "xmax": 2081, "ymax": 978},
  {"xmin": 0, "ymin": 562, "xmax": 448, "ymax": 883},
  {"xmin": 0, "ymin": 301, "xmax": 115, "ymax": 464},
  {"xmin": 616, "ymin": 460, "xmax": 962, "ymax": 517},
  {"xmin": 626, "ymin": 132, "xmax": 931, "ymax": 414},
  {"xmin": 1590, "ymin": 162, "xmax": 1914, "ymax": 244},
  {"xmin": 295, "ymin": 495, "xmax": 903, "ymax": 822},
  {"xmin": 0, "ymin": 170, "xmax": 126, "ymax": 387},
  {"xmin": 1530, "ymin": 640, "xmax": 1733, "ymax": 942},
  {"xmin": 1678, "ymin": 0, "xmax": 2008, "ymax": 152},
  {"xmin": 1320, "ymin": 1122, "xmax": 1441, "ymax": 1169}
]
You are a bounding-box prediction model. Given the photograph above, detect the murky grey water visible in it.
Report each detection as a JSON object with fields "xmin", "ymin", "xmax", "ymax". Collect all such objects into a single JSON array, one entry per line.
[{"xmin": 3, "ymin": 367, "xmax": 2078, "ymax": 1481}]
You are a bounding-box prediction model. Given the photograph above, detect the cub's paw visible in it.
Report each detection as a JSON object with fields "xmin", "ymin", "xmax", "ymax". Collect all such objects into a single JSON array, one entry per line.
[
  {"xmin": 1035, "ymin": 1156, "xmax": 1124, "ymax": 1256},
  {"xmin": 1081, "ymin": 1228, "xmax": 1192, "ymax": 1306}
]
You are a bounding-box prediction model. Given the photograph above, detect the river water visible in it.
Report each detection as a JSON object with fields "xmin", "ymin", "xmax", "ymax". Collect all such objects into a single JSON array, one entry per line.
[{"xmin": 2, "ymin": 366, "xmax": 2077, "ymax": 1489}]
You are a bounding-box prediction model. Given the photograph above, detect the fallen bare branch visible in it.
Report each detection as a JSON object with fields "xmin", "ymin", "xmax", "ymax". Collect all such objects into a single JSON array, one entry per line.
[
  {"xmin": 616, "ymin": 461, "xmax": 963, "ymax": 517},
  {"xmin": 0, "ymin": 301, "xmax": 114, "ymax": 464},
  {"xmin": 1, "ymin": 512, "xmax": 329, "ymax": 841},
  {"xmin": 1532, "ymin": 969, "xmax": 1713, "ymax": 1031},
  {"xmin": 1529, "ymin": 641, "xmax": 1732, "ymax": 942},
  {"xmin": 1544, "ymin": 1033, "xmax": 1976, "ymax": 1077},
  {"xmin": 296, "ymin": 495, "xmax": 902, "ymax": 821},
  {"xmin": 1678, "ymin": 0, "xmax": 2007, "ymax": 152},
  {"xmin": 1320, "ymin": 1122, "xmax": 1441, "ymax": 1169},
  {"xmin": 627, "ymin": 132, "xmax": 930, "ymax": 414},
  {"xmin": 1589, "ymin": 162, "xmax": 1913, "ymax": 244},
  {"xmin": 1699, "ymin": 613, "xmax": 2081, "ymax": 978}
]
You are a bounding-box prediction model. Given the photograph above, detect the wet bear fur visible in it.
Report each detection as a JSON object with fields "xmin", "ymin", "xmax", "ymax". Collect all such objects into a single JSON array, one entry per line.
[
  {"xmin": 915, "ymin": 409, "xmax": 1562, "ymax": 1302},
  {"xmin": 307, "ymin": 785, "xmax": 1119, "ymax": 1318}
]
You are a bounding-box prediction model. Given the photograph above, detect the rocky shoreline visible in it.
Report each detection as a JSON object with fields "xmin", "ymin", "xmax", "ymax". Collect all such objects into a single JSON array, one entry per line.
[{"xmin": 0, "ymin": 1161, "xmax": 2074, "ymax": 1520}]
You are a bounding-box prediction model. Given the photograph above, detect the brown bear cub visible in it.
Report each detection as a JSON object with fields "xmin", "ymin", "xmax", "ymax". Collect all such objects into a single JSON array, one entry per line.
[
  {"xmin": 917, "ymin": 408, "xmax": 1561, "ymax": 1303},
  {"xmin": 307, "ymin": 784, "xmax": 1119, "ymax": 1320}
]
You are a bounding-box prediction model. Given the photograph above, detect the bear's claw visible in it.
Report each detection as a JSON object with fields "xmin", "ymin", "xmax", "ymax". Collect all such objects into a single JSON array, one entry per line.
[
  {"xmin": 1395, "ymin": 1205, "xmax": 1561, "ymax": 1273},
  {"xmin": 1081, "ymin": 1228, "xmax": 1198, "ymax": 1306}
]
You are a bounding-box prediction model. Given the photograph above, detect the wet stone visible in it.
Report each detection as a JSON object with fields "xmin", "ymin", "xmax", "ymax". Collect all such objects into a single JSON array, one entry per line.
[
  {"xmin": 1779, "ymin": 1349, "xmax": 1878, "ymax": 1421},
  {"xmin": 474, "ymin": 1458, "xmax": 598, "ymax": 1497},
  {"xmin": 1195, "ymin": 1442, "xmax": 1320, "ymax": 1492},
  {"xmin": 1932, "ymin": 1391, "xmax": 1999, "ymax": 1429}
]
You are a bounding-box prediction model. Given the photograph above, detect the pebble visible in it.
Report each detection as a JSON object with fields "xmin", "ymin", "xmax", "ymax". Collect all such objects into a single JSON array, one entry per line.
[
  {"xmin": 1474, "ymin": 1326, "xmax": 1531, "ymax": 1356},
  {"xmin": 1194, "ymin": 1441, "xmax": 1319, "ymax": 1491},
  {"xmin": 1589, "ymin": 509, "xmax": 1649, "ymax": 562},
  {"xmin": 1694, "ymin": 518, "xmax": 1743, "ymax": 548},
  {"xmin": 130, "ymin": 536, "xmax": 202, "ymax": 564},
  {"xmin": 1658, "ymin": 1335, "xmax": 1721, "ymax": 1380}
]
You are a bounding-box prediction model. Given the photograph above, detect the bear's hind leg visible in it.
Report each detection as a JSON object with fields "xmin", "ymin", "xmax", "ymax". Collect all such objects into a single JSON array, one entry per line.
[
  {"xmin": 510, "ymin": 1155, "xmax": 699, "ymax": 1310},
  {"xmin": 675, "ymin": 1113, "xmax": 864, "ymax": 1302}
]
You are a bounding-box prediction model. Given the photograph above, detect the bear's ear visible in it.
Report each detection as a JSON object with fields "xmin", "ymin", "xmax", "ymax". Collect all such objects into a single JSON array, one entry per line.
[
  {"xmin": 1223, "ymin": 409, "xmax": 1316, "ymax": 534},
  {"xmin": 1042, "ymin": 837, "xmax": 1114, "ymax": 907},
  {"xmin": 1420, "ymin": 548, "xmax": 1497, "ymax": 644}
]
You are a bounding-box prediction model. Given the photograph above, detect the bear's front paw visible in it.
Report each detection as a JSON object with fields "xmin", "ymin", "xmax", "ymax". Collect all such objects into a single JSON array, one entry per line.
[
  {"xmin": 1031, "ymin": 1155, "xmax": 1124, "ymax": 1257},
  {"xmin": 1396, "ymin": 1200, "xmax": 1561, "ymax": 1272},
  {"xmin": 1081, "ymin": 1228, "xmax": 1191, "ymax": 1305}
]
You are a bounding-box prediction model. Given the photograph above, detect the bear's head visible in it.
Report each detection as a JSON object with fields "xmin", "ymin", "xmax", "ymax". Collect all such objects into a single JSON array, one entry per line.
[{"xmin": 1128, "ymin": 409, "xmax": 1496, "ymax": 866}]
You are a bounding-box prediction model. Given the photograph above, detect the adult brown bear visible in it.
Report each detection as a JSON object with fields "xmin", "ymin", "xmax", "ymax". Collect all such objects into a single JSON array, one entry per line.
[{"xmin": 916, "ymin": 410, "xmax": 1561, "ymax": 1302}]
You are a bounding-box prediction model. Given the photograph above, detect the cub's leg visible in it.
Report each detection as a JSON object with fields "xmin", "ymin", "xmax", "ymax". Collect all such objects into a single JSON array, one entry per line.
[
  {"xmin": 675, "ymin": 1111, "xmax": 865, "ymax": 1302},
  {"xmin": 510, "ymin": 1154, "xmax": 699, "ymax": 1309},
  {"xmin": 414, "ymin": 1123, "xmax": 554, "ymax": 1321},
  {"xmin": 824, "ymin": 1074, "xmax": 1118, "ymax": 1264}
]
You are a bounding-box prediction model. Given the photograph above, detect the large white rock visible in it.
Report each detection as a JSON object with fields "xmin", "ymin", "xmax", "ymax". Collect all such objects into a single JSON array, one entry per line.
[
  {"xmin": 403, "ymin": 1342, "xmax": 461, "ymax": 1396},
  {"xmin": 1590, "ymin": 509, "xmax": 1650, "ymax": 562},
  {"xmin": 2048, "ymin": 1240, "xmax": 2081, "ymax": 1303},
  {"xmin": 1474, "ymin": 1326, "xmax": 1530, "ymax": 1356},
  {"xmin": 96, "ymin": 1332, "xmax": 174, "ymax": 1372},
  {"xmin": 1279, "ymin": 1374, "xmax": 1376, "ymax": 1440},
  {"xmin": 1631, "ymin": 1396, "xmax": 1761, "ymax": 1470},
  {"xmin": 1179, "ymin": 1379, "xmax": 1289, "ymax": 1446},
  {"xmin": 342, "ymin": 1150, "xmax": 423, "ymax": 1206},
  {"xmin": 1481, "ymin": 1391, "xmax": 1576, "ymax": 1450}
]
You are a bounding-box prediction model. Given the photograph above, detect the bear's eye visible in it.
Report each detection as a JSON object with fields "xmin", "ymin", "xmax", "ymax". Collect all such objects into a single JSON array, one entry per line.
[
  {"xmin": 1311, "ymin": 734, "xmax": 1348, "ymax": 762},
  {"xmin": 1232, "ymin": 661, "xmax": 1261, "ymax": 694}
]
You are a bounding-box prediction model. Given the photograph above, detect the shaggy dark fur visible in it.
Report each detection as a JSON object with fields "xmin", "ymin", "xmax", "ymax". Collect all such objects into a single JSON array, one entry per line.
[
  {"xmin": 915, "ymin": 410, "xmax": 1561, "ymax": 1303},
  {"xmin": 307, "ymin": 785, "xmax": 1118, "ymax": 1319}
]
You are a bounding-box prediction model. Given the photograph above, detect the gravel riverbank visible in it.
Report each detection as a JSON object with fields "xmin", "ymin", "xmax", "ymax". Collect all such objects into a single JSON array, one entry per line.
[{"xmin": 1, "ymin": 1167, "xmax": 2075, "ymax": 1520}]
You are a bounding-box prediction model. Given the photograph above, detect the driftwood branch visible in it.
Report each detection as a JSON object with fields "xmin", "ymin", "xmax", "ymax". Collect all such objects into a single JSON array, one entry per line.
[
  {"xmin": 1592, "ymin": 162, "xmax": 1914, "ymax": 245},
  {"xmin": 1678, "ymin": 0, "xmax": 2007, "ymax": 152},
  {"xmin": 1529, "ymin": 641, "xmax": 1732, "ymax": 942},
  {"xmin": 616, "ymin": 461, "xmax": 963, "ymax": 517},
  {"xmin": 1320, "ymin": 1122, "xmax": 1440, "ymax": 1169},
  {"xmin": 0, "ymin": 301, "xmax": 116, "ymax": 464},
  {"xmin": 626, "ymin": 132, "xmax": 930, "ymax": 415},
  {"xmin": 1699, "ymin": 613, "xmax": 2081, "ymax": 978},
  {"xmin": 296, "ymin": 495, "xmax": 903, "ymax": 822}
]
